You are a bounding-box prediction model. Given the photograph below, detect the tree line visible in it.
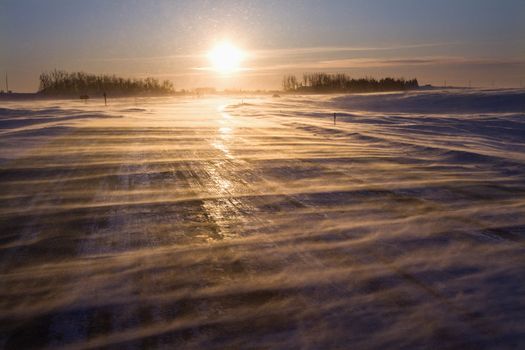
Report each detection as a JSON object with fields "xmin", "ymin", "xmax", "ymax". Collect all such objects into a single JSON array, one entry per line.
[
  {"xmin": 38, "ymin": 70, "xmax": 174, "ymax": 96},
  {"xmin": 282, "ymin": 73, "xmax": 418, "ymax": 92}
]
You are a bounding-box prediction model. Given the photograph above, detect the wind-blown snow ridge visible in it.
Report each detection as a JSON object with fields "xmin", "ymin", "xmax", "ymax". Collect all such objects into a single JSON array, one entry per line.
[{"xmin": 330, "ymin": 88, "xmax": 525, "ymax": 114}]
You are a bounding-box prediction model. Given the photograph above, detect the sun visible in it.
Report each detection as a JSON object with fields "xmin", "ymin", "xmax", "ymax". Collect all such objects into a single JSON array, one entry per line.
[{"xmin": 208, "ymin": 42, "xmax": 245, "ymax": 74}]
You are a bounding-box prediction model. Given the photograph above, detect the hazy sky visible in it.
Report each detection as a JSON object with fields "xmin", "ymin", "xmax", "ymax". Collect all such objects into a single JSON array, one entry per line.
[{"xmin": 1, "ymin": 0, "xmax": 524, "ymax": 92}]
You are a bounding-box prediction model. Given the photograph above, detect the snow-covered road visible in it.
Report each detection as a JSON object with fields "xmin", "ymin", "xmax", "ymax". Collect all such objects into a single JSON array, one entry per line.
[{"xmin": 1, "ymin": 91, "xmax": 524, "ymax": 349}]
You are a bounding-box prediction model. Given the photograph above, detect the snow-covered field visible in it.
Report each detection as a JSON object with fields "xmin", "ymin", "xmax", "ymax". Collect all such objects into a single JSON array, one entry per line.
[{"xmin": 1, "ymin": 89, "xmax": 524, "ymax": 349}]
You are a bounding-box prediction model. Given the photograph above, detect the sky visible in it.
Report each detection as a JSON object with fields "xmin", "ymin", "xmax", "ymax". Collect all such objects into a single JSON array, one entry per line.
[{"xmin": 1, "ymin": 0, "xmax": 524, "ymax": 92}]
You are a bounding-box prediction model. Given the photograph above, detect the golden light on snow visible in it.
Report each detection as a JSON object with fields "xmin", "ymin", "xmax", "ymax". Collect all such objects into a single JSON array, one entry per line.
[{"xmin": 207, "ymin": 42, "xmax": 246, "ymax": 74}]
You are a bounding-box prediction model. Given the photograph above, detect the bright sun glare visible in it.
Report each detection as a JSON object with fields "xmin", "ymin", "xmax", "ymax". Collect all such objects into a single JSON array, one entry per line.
[{"xmin": 208, "ymin": 42, "xmax": 245, "ymax": 74}]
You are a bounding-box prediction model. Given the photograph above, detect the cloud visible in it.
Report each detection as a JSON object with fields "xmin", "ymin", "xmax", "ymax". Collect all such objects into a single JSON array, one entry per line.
[
  {"xmin": 250, "ymin": 56, "xmax": 525, "ymax": 71},
  {"xmin": 81, "ymin": 42, "xmax": 455, "ymax": 63},
  {"xmin": 80, "ymin": 53, "xmax": 203, "ymax": 63},
  {"xmin": 252, "ymin": 42, "xmax": 457, "ymax": 58}
]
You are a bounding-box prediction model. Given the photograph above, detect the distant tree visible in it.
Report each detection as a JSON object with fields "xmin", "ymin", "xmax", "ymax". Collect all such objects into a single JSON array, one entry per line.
[
  {"xmin": 38, "ymin": 70, "xmax": 175, "ymax": 96},
  {"xmin": 282, "ymin": 73, "xmax": 418, "ymax": 93}
]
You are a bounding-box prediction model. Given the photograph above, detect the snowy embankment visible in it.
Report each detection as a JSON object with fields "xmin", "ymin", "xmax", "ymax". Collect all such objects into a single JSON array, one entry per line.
[
  {"xmin": 330, "ymin": 88, "xmax": 525, "ymax": 114},
  {"xmin": 0, "ymin": 90, "xmax": 524, "ymax": 349}
]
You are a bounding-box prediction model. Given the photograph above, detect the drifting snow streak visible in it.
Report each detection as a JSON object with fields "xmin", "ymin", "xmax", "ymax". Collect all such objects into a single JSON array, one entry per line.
[{"xmin": 0, "ymin": 91, "xmax": 524, "ymax": 349}]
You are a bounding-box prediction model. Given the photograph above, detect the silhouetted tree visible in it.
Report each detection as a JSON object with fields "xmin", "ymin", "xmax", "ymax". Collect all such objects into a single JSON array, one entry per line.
[
  {"xmin": 38, "ymin": 70, "xmax": 174, "ymax": 96},
  {"xmin": 282, "ymin": 73, "xmax": 418, "ymax": 93}
]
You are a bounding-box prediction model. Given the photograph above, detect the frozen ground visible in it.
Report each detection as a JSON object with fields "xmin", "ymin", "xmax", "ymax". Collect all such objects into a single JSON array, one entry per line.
[{"xmin": 0, "ymin": 89, "xmax": 524, "ymax": 349}]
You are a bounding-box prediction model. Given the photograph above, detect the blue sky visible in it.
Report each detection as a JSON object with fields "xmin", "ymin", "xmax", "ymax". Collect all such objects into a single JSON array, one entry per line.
[{"xmin": 1, "ymin": 0, "xmax": 524, "ymax": 91}]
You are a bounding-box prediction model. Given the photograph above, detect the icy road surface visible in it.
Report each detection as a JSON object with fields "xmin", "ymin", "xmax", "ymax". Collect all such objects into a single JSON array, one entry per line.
[{"xmin": 1, "ymin": 90, "xmax": 525, "ymax": 349}]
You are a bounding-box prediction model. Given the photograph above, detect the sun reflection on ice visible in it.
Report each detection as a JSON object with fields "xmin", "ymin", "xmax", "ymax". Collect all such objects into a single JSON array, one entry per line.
[{"xmin": 212, "ymin": 110, "xmax": 234, "ymax": 159}]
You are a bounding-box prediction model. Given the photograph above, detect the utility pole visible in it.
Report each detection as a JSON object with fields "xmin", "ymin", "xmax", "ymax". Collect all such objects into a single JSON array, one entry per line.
[{"xmin": 5, "ymin": 73, "xmax": 8, "ymax": 92}]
